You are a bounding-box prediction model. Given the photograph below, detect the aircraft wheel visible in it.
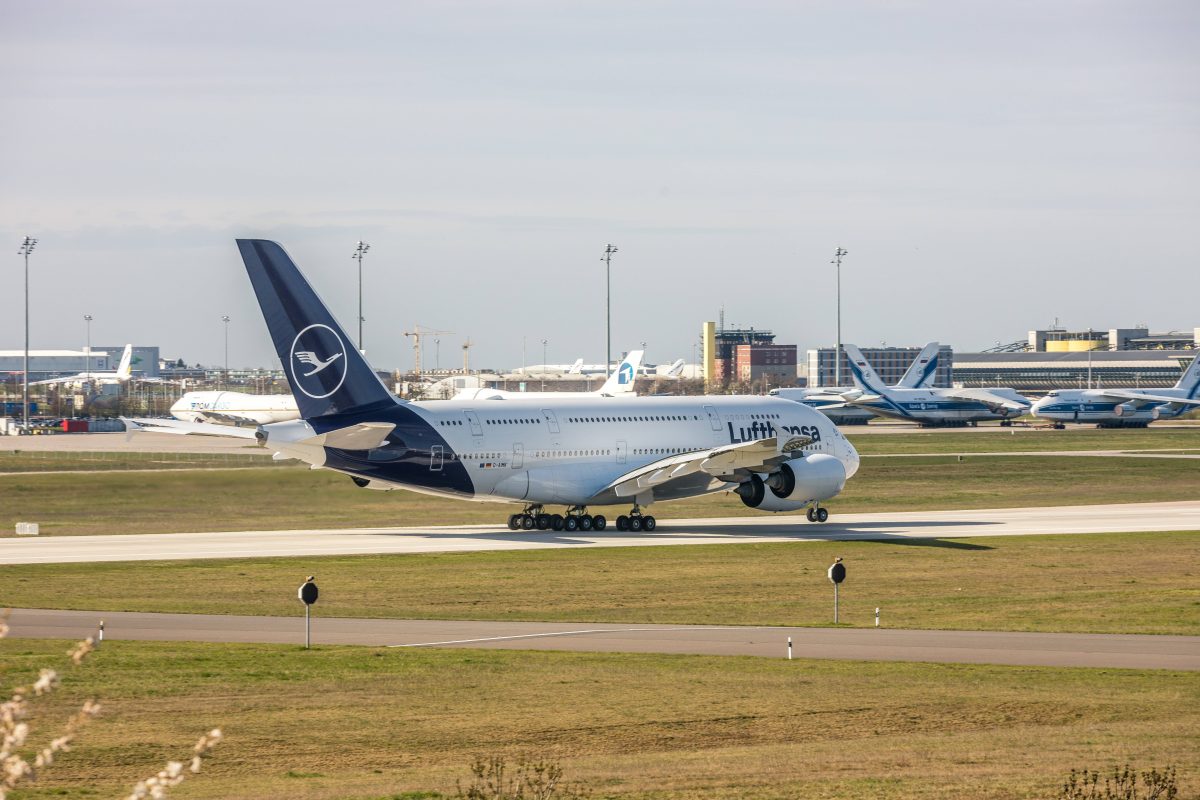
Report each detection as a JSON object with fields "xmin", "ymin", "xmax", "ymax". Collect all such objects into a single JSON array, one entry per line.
[
  {"xmin": 521, "ymin": 514, "xmax": 535, "ymax": 530},
  {"xmin": 816, "ymin": 507, "xmax": 829, "ymax": 523},
  {"xmin": 628, "ymin": 516, "xmax": 643, "ymax": 532},
  {"xmin": 507, "ymin": 514, "xmax": 521, "ymax": 530},
  {"xmin": 564, "ymin": 515, "xmax": 579, "ymax": 532},
  {"xmin": 551, "ymin": 514, "xmax": 565, "ymax": 531},
  {"xmin": 592, "ymin": 515, "xmax": 607, "ymax": 531},
  {"xmin": 806, "ymin": 507, "xmax": 817, "ymax": 522},
  {"xmin": 536, "ymin": 514, "xmax": 551, "ymax": 531},
  {"xmin": 616, "ymin": 515, "xmax": 629, "ymax": 531},
  {"xmin": 642, "ymin": 515, "xmax": 656, "ymax": 531},
  {"xmin": 579, "ymin": 515, "xmax": 594, "ymax": 531}
]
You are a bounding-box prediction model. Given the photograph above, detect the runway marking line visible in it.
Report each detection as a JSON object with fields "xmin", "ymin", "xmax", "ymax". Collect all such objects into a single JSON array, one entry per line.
[{"xmin": 387, "ymin": 626, "xmax": 757, "ymax": 648}]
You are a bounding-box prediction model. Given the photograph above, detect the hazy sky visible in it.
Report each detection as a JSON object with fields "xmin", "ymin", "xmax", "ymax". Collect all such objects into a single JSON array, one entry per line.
[{"xmin": 2, "ymin": 1, "xmax": 1197, "ymax": 371}]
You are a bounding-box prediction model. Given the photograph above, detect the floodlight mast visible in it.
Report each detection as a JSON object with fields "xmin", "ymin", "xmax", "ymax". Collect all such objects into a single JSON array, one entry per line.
[
  {"xmin": 832, "ymin": 247, "xmax": 847, "ymax": 387},
  {"xmin": 602, "ymin": 244, "xmax": 618, "ymax": 378},
  {"xmin": 83, "ymin": 314, "xmax": 93, "ymax": 385},
  {"xmin": 222, "ymin": 315, "xmax": 231, "ymax": 389},
  {"xmin": 18, "ymin": 236, "xmax": 37, "ymax": 432},
  {"xmin": 353, "ymin": 241, "xmax": 370, "ymax": 353}
]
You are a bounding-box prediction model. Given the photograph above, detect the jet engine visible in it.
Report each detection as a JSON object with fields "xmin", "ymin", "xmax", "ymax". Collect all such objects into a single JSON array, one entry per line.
[
  {"xmin": 1114, "ymin": 403, "xmax": 1158, "ymax": 419},
  {"xmin": 350, "ymin": 476, "xmax": 396, "ymax": 491},
  {"xmin": 735, "ymin": 454, "xmax": 848, "ymax": 512}
]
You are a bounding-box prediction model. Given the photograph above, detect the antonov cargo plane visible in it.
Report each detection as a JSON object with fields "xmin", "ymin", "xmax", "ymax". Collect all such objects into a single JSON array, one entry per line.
[
  {"xmin": 1031, "ymin": 351, "xmax": 1200, "ymax": 426},
  {"xmin": 134, "ymin": 240, "xmax": 860, "ymax": 533}
]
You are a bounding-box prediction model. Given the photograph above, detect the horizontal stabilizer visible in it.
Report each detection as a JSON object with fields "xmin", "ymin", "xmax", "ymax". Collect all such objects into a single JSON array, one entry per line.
[
  {"xmin": 122, "ymin": 417, "xmax": 262, "ymax": 440},
  {"xmin": 299, "ymin": 422, "xmax": 395, "ymax": 450}
]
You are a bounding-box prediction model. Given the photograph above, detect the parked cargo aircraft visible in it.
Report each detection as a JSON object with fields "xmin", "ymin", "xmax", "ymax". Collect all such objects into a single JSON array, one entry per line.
[
  {"xmin": 771, "ymin": 342, "xmax": 944, "ymax": 424},
  {"xmin": 1031, "ymin": 351, "xmax": 1200, "ymax": 427},
  {"xmin": 171, "ymin": 390, "xmax": 300, "ymax": 425},
  {"xmin": 452, "ymin": 351, "xmax": 643, "ymax": 401},
  {"xmin": 133, "ymin": 240, "xmax": 860, "ymax": 532},
  {"xmin": 33, "ymin": 345, "xmax": 133, "ymax": 387},
  {"xmin": 836, "ymin": 343, "xmax": 1030, "ymax": 425}
]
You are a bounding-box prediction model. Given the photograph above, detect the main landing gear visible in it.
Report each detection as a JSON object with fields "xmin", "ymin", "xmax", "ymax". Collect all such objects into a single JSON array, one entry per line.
[
  {"xmin": 615, "ymin": 505, "xmax": 657, "ymax": 532},
  {"xmin": 806, "ymin": 505, "xmax": 829, "ymax": 523},
  {"xmin": 506, "ymin": 505, "xmax": 607, "ymax": 532}
]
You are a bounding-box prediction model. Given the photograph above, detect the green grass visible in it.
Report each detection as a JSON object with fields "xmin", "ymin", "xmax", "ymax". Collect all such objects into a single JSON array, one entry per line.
[
  {"xmin": 0, "ymin": 449, "xmax": 286, "ymax": 473},
  {"xmin": 3, "ymin": 638, "xmax": 1196, "ymax": 799},
  {"xmin": 3, "ymin": 455, "xmax": 1198, "ymax": 536},
  {"xmin": 846, "ymin": 426, "xmax": 1200, "ymax": 455},
  {"xmin": 3, "ymin": 532, "xmax": 1197, "ymax": 634}
]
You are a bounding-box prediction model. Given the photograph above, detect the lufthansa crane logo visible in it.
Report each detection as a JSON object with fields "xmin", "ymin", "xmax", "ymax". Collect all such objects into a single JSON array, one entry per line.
[{"xmin": 289, "ymin": 324, "xmax": 348, "ymax": 400}]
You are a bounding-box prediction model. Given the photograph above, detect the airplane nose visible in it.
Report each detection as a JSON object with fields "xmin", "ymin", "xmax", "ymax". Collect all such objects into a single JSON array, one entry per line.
[{"xmin": 843, "ymin": 438, "xmax": 860, "ymax": 478}]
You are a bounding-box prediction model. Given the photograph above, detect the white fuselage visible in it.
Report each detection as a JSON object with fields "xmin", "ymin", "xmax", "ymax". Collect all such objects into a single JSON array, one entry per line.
[
  {"xmin": 171, "ymin": 391, "xmax": 300, "ymax": 425},
  {"xmin": 266, "ymin": 393, "xmax": 859, "ymax": 508},
  {"xmin": 1032, "ymin": 388, "xmax": 1194, "ymax": 423}
]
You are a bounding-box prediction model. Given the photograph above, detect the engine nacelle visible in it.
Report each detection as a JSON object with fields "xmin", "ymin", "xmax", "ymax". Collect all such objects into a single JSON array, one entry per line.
[
  {"xmin": 350, "ymin": 476, "xmax": 396, "ymax": 491},
  {"xmin": 736, "ymin": 454, "xmax": 848, "ymax": 512},
  {"xmin": 1114, "ymin": 403, "xmax": 1158, "ymax": 419}
]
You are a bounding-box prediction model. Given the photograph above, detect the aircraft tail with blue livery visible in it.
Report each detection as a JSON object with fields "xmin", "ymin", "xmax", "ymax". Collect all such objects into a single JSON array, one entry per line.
[
  {"xmin": 597, "ymin": 350, "xmax": 644, "ymax": 396},
  {"xmin": 896, "ymin": 342, "xmax": 942, "ymax": 389}
]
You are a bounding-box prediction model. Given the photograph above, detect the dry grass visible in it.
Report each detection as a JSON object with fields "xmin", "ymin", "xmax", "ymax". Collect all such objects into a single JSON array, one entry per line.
[
  {"xmin": 2, "ymin": 454, "xmax": 1198, "ymax": 537},
  {"xmin": 1, "ymin": 639, "xmax": 1195, "ymax": 799},
  {"xmin": 845, "ymin": 427, "xmax": 1200, "ymax": 455},
  {"xmin": 3, "ymin": 532, "xmax": 1197, "ymax": 635}
]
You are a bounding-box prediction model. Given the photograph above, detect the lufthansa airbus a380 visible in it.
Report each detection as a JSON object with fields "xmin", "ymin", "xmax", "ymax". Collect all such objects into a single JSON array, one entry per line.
[{"xmin": 132, "ymin": 240, "xmax": 860, "ymax": 533}]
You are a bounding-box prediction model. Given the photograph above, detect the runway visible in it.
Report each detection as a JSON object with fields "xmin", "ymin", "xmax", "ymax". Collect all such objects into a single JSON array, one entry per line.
[
  {"xmin": 7, "ymin": 608, "xmax": 1197, "ymax": 670},
  {"xmin": 1, "ymin": 501, "xmax": 1196, "ymax": 565}
]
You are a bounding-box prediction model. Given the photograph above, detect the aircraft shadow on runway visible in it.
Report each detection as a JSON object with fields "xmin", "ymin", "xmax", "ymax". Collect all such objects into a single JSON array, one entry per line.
[{"xmin": 351, "ymin": 518, "xmax": 998, "ymax": 550}]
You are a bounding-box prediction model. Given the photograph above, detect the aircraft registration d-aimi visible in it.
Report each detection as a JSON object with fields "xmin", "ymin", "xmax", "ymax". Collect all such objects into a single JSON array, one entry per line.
[{"xmin": 131, "ymin": 240, "xmax": 860, "ymax": 532}]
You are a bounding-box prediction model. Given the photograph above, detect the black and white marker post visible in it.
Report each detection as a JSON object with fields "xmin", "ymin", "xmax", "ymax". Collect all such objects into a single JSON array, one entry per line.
[
  {"xmin": 827, "ymin": 557, "xmax": 846, "ymax": 624},
  {"xmin": 298, "ymin": 576, "xmax": 319, "ymax": 648}
]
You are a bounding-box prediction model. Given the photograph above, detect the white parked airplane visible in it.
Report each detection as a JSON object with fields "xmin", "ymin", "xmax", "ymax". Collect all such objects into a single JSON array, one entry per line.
[
  {"xmin": 170, "ymin": 390, "xmax": 300, "ymax": 425},
  {"xmin": 33, "ymin": 344, "xmax": 133, "ymax": 387},
  {"xmin": 452, "ymin": 351, "xmax": 644, "ymax": 401},
  {"xmin": 772, "ymin": 342, "xmax": 945, "ymax": 424},
  {"xmin": 835, "ymin": 343, "xmax": 1030, "ymax": 425},
  {"xmin": 1031, "ymin": 351, "xmax": 1200, "ymax": 427},
  {"xmin": 131, "ymin": 240, "xmax": 860, "ymax": 531}
]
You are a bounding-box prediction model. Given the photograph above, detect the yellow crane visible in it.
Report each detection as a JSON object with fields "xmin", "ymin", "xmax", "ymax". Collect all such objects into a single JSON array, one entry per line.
[{"xmin": 402, "ymin": 325, "xmax": 454, "ymax": 377}]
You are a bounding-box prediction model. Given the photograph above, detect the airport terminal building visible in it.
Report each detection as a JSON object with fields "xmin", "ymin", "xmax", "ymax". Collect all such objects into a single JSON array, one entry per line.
[
  {"xmin": 952, "ymin": 350, "xmax": 1197, "ymax": 391},
  {"xmin": 806, "ymin": 345, "xmax": 955, "ymax": 388}
]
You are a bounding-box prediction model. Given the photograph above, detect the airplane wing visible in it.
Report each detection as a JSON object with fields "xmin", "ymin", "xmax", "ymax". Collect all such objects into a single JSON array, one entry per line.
[
  {"xmin": 195, "ymin": 410, "xmax": 276, "ymax": 425},
  {"xmin": 595, "ymin": 431, "xmax": 812, "ymax": 500},
  {"xmin": 1088, "ymin": 390, "xmax": 1200, "ymax": 408},
  {"xmin": 122, "ymin": 417, "xmax": 262, "ymax": 439},
  {"xmin": 943, "ymin": 388, "xmax": 1029, "ymax": 412}
]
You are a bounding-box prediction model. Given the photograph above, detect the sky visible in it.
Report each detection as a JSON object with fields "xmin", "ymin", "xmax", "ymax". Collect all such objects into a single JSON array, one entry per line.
[{"xmin": 1, "ymin": 0, "xmax": 1197, "ymax": 372}]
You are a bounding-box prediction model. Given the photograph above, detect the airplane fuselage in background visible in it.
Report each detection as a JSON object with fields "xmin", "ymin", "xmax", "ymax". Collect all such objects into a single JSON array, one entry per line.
[
  {"xmin": 171, "ymin": 391, "xmax": 300, "ymax": 425},
  {"xmin": 1032, "ymin": 388, "xmax": 1195, "ymax": 424}
]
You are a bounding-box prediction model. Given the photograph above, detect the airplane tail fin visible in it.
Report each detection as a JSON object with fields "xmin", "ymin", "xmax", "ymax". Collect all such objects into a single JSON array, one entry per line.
[
  {"xmin": 116, "ymin": 345, "xmax": 133, "ymax": 381},
  {"xmin": 599, "ymin": 350, "xmax": 643, "ymax": 395},
  {"xmin": 841, "ymin": 344, "xmax": 889, "ymax": 395},
  {"xmin": 896, "ymin": 342, "xmax": 940, "ymax": 388},
  {"xmin": 568, "ymin": 358, "xmax": 584, "ymax": 375},
  {"xmin": 665, "ymin": 358, "xmax": 685, "ymax": 378},
  {"xmin": 1173, "ymin": 350, "xmax": 1200, "ymax": 398},
  {"xmin": 236, "ymin": 239, "xmax": 399, "ymax": 419}
]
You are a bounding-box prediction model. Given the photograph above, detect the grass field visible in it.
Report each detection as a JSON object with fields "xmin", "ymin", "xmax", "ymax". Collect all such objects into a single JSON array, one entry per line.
[
  {"xmin": 3, "ymin": 638, "xmax": 1195, "ymax": 800},
  {"xmin": 2, "ymin": 454, "xmax": 1198, "ymax": 536},
  {"xmin": 845, "ymin": 426, "xmax": 1200, "ymax": 455},
  {"xmin": 0, "ymin": 449, "xmax": 281, "ymax": 472},
  {"xmin": 3, "ymin": 532, "xmax": 1197, "ymax": 634}
]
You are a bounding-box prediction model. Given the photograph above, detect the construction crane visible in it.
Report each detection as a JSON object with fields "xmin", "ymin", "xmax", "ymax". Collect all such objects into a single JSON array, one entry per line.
[
  {"xmin": 461, "ymin": 338, "xmax": 473, "ymax": 375},
  {"xmin": 403, "ymin": 325, "xmax": 454, "ymax": 377}
]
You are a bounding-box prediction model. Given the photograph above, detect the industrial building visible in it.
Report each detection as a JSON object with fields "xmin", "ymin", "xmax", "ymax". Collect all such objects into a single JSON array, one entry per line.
[
  {"xmin": 1023, "ymin": 327, "xmax": 1200, "ymax": 352},
  {"xmin": 806, "ymin": 345, "xmax": 955, "ymax": 389},
  {"xmin": 0, "ymin": 349, "xmax": 117, "ymax": 379},
  {"xmin": 952, "ymin": 350, "xmax": 1196, "ymax": 391},
  {"xmin": 701, "ymin": 322, "xmax": 798, "ymax": 388}
]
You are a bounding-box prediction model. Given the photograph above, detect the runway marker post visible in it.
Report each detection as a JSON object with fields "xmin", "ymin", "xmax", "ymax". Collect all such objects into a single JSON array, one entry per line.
[
  {"xmin": 298, "ymin": 576, "xmax": 319, "ymax": 649},
  {"xmin": 787, "ymin": 637, "xmax": 792, "ymax": 660},
  {"xmin": 98, "ymin": 620, "xmax": 104, "ymax": 646},
  {"xmin": 875, "ymin": 607, "xmax": 880, "ymax": 628},
  {"xmin": 828, "ymin": 557, "xmax": 846, "ymax": 624}
]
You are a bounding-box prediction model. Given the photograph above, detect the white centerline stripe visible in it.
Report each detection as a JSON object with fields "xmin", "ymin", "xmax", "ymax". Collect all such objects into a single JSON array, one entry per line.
[{"xmin": 387, "ymin": 626, "xmax": 758, "ymax": 648}]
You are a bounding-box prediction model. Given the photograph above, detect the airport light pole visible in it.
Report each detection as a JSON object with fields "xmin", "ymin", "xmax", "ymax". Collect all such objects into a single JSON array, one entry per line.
[
  {"xmin": 83, "ymin": 314, "xmax": 93, "ymax": 385},
  {"xmin": 222, "ymin": 315, "xmax": 230, "ymax": 389},
  {"xmin": 832, "ymin": 247, "xmax": 847, "ymax": 387},
  {"xmin": 602, "ymin": 244, "xmax": 618, "ymax": 378},
  {"xmin": 353, "ymin": 241, "xmax": 370, "ymax": 354},
  {"xmin": 18, "ymin": 236, "xmax": 37, "ymax": 432},
  {"xmin": 541, "ymin": 339, "xmax": 548, "ymax": 391}
]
